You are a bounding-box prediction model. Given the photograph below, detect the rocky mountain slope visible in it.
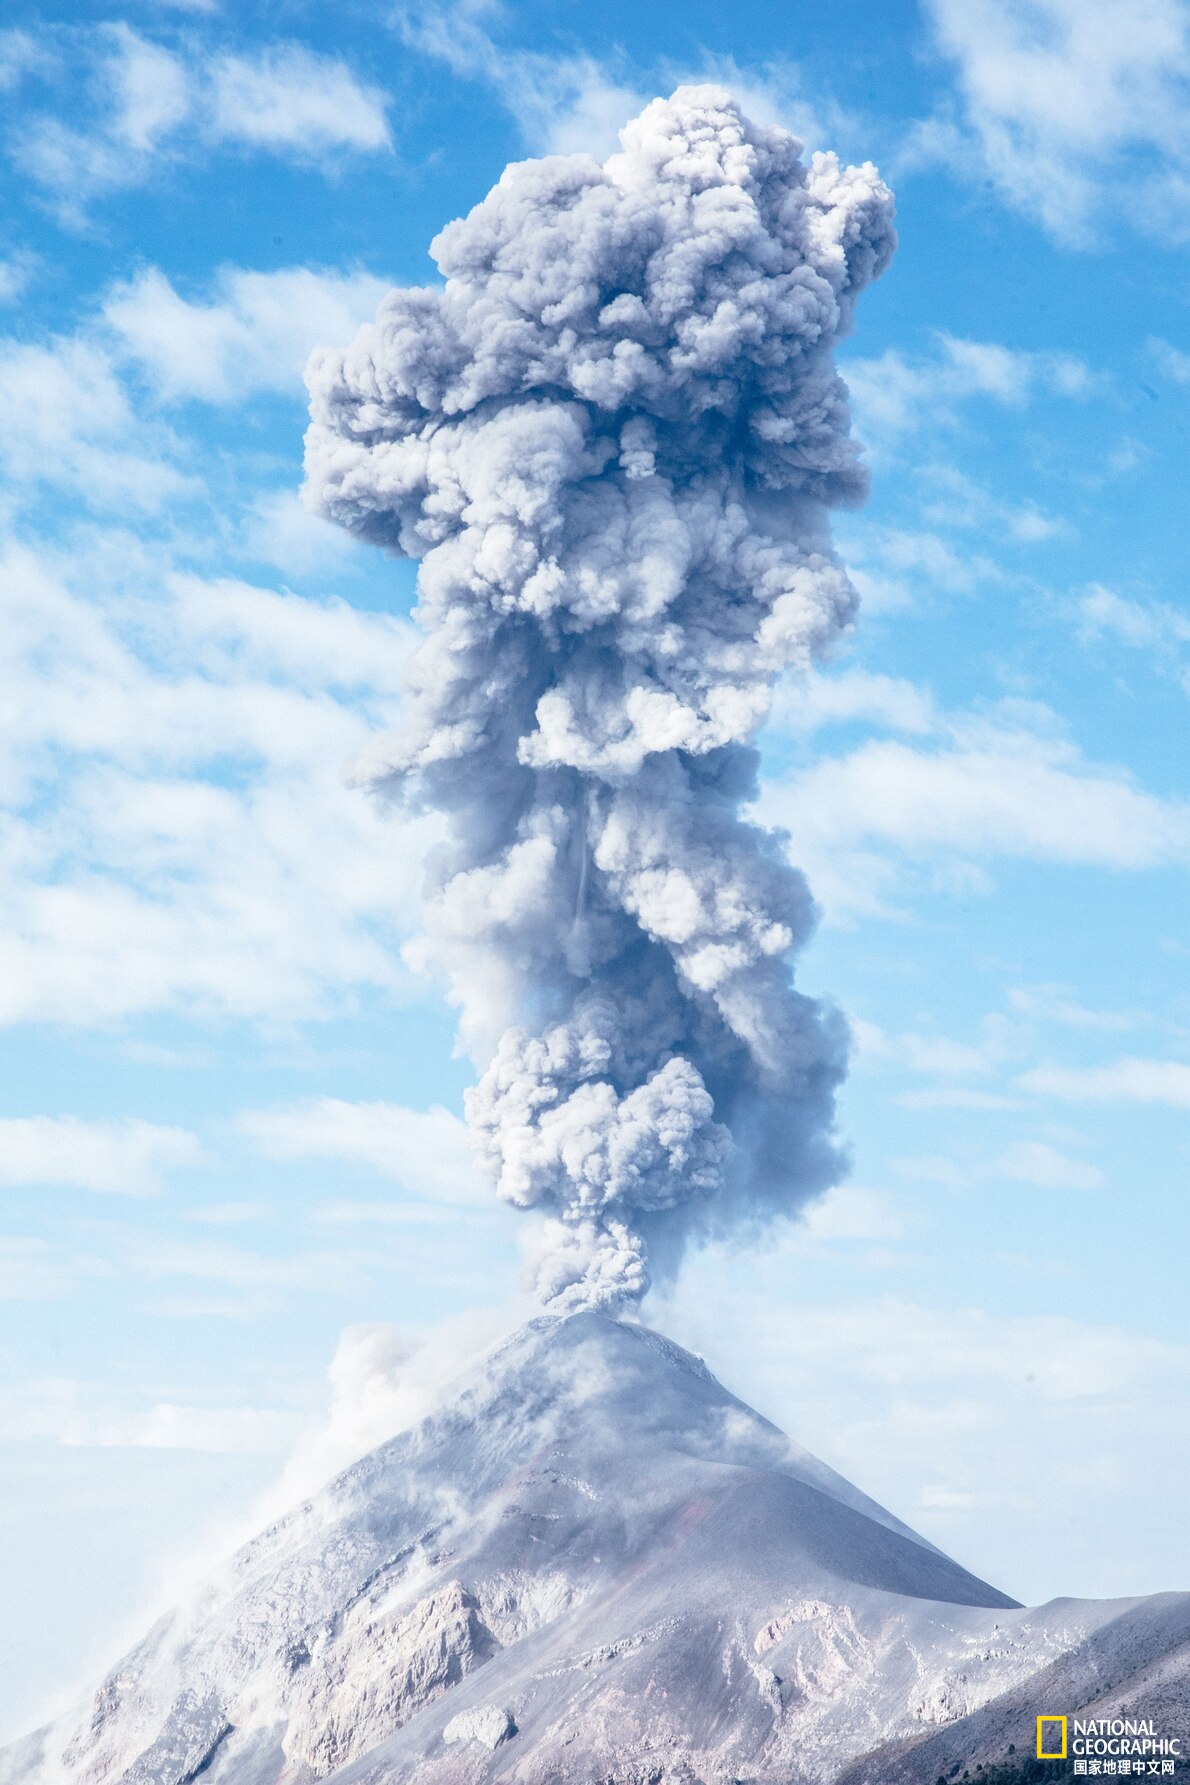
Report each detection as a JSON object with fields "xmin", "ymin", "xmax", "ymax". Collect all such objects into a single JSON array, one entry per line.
[{"xmin": 2, "ymin": 1312, "xmax": 1187, "ymax": 1784}]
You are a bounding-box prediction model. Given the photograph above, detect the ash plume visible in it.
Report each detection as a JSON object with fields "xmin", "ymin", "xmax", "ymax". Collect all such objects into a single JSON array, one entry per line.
[{"xmin": 304, "ymin": 87, "xmax": 895, "ymax": 1311}]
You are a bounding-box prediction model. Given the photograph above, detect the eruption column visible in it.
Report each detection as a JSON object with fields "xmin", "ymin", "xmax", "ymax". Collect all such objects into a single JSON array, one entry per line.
[{"xmin": 305, "ymin": 87, "xmax": 895, "ymax": 1310}]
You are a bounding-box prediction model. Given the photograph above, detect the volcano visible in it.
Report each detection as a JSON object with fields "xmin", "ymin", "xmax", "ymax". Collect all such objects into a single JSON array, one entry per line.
[{"xmin": 3, "ymin": 1313, "xmax": 1187, "ymax": 1784}]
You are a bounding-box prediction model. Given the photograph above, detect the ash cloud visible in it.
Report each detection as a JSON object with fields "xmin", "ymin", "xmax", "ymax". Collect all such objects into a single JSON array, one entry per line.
[{"xmin": 304, "ymin": 86, "xmax": 895, "ymax": 1311}]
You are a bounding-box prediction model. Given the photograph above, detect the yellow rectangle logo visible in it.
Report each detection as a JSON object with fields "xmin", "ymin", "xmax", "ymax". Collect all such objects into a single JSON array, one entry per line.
[{"xmin": 1037, "ymin": 1715, "xmax": 1067, "ymax": 1759}]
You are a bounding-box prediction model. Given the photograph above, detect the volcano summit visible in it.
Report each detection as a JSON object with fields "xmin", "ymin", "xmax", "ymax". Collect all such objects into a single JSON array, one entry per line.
[{"xmin": 4, "ymin": 1313, "xmax": 1187, "ymax": 1785}]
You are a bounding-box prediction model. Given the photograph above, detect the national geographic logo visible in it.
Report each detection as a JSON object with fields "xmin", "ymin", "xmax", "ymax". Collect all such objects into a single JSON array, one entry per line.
[
  {"xmin": 1036, "ymin": 1714, "xmax": 1182, "ymax": 1774},
  {"xmin": 1037, "ymin": 1718, "xmax": 1068, "ymax": 1760}
]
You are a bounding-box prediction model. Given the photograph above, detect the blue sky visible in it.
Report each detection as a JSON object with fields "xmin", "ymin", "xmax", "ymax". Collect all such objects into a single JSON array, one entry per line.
[{"xmin": 1, "ymin": 0, "xmax": 1189, "ymax": 1741}]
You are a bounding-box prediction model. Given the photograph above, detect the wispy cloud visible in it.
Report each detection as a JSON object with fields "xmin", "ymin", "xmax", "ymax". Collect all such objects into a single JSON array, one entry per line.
[
  {"xmin": 0, "ymin": 27, "xmax": 49, "ymax": 92},
  {"xmin": 844, "ymin": 332, "xmax": 1092, "ymax": 449},
  {"xmin": 396, "ymin": 0, "xmax": 643, "ymax": 157},
  {"xmin": 1150, "ymin": 335, "xmax": 1190, "ymax": 384},
  {"xmin": 0, "ymin": 1115, "xmax": 202, "ymax": 1195},
  {"xmin": 917, "ymin": 465, "xmax": 1072, "ymax": 544},
  {"xmin": 0, "ymin": 250, "xmax": 38, "ymax": 305},
  {"xmin": 764, "ymin": 704, "xmax": 1190, "ymax": 920},
  {"xmin": 240, "ymin": 1098, "xmax": 486, "ymax": 1204},
  {"xmin": 772, "ymin": 668, "xmax": 937, "ymax": 737},
  {"xmin": 0, "ymin": 542, "xmax": 426, "ymax": 1027},
  {"xmin": 894, "ymin": 1137, "xmax": 1103, "ymax": 1192},
  {"xmin": 104, "ymin": 265, "xmax": 390, "ymax": 404},
  {"xmin": 1020, "ymin": 1057, "xmax": 1190, "ymax": 1106},
  {"xmin": 1007, "ymin": 982, "xmax": 1138, "ymax": 1032},
  {"xmin": 0, "ymin": 259, "xmax": 390, "ymax": 524},
  {"xmin": 798, "ymin": 1183, "xmax": 904, "ymax": 1242},
  {"xmin": 0, "ymin": 1379, "xmax": 301, "ymax": 1453},
  {"xmin": 996, "ymin": 1138, "xmax": 1103, "ymax": 1190},
  {"xmin": 0, "ymin": 1235, "xmax": 105, "ymax": 1300},
  {"xmin": 912, "ymin": 0, "xmax": 1190, "ymax": 245},
  {"xmin": 1076, "ymin": 582, "xmax": 1190, "ymax": 692},
  {"xmin": 10, "ymin": 26, "xmax": 393, "ymax": 221},
  {"xmin": 396, "ymin": 1, "xmax": 851, "ymax": 161},
  {"xmin": 207, "ymin": 46, "xmax": 391, "ymax": 155},
  {"xmin": 0, "ymin": 334, "xmax": 193, "ymax": 511}
]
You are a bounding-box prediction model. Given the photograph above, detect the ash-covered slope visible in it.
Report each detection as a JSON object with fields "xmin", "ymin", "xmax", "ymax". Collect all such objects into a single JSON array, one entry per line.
[{"xmin": 4, "ymin": 1314, "xmax": 1188, "ymax": 1785}]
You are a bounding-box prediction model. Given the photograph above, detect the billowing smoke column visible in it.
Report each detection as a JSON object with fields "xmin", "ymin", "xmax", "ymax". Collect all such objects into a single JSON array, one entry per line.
[{"xmin": 305, "ymin": 87, "xmax": 895, "ymax": 1311}]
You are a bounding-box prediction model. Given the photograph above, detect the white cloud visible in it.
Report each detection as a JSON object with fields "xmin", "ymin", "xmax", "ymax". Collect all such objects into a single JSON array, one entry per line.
[
  {"xmin": 916, "ymin": 0, "xmax": 1190, "ymax": 245},
  {"xmin": 187, "ymin": 1201, "xmax": 271, "ymax": 1226},
  {"xmin": 125, "ymin": 1235, "xmax": 372, "ymax": 1295},
  {"xmin": 1020, "ymin": 1057, "xmax": 1190, "ymax": 1106},
  {"xmin": 240, "ymin": 1098, "xmax": 486, "ymax": 1205},
  {"xmin": 1007, "ymin": 982, "xmax": 1137, "ymax": 1031},
  {"xmin": 856, "ymin": 1018, "xmax": 992, "ymax": 1077},
  {"xmin": 918, "ymin": 465, "xmax": 1071, "ymax": 544},
  {"xmin": 106, "ymin": 1402, "xmax": 300, "ymax": 1452},
  {"xmin": 206, "ymin": 46, "xmax": 392, "ymax": 156},
  {"xmin": 1076, "ymin": 585, "xmax": 1190, "ymax": 693},
  {"xmin": 0, "ymin": 28, "xmax": 43, "ymax": 91},
  {"xmin": 895, "ymin": 1136, "xmax": 1108, "ymax": 1194},
  {"xmin": 239, "ymin": 489, "xmax": 363, "ymax": 578},
  {"xmin": 839, "ymin": 524, "xmax": 1004, "ymax": 619},
  {"xmin": 15, "ymin": 121, "xmax": 130, "ymax": 221},
  {"xmin": 0, "ymin": 542, "xmax": 430, "ymax": 1026},
  {"xmin": 14, "ymin": 28, "xmax": 191, "ymax": 213},
  {"xmin": 799, "ymin": 1184, "xmax": 904, "ymax": 1242},
  {"xmin": 161, "ymin": 573, "xmax": 414, "ymax": 690},
  {"xmin": 0, "ymin": 1116, "xmax": 201, "ymax": 1195},
  {"xmin": 0, "ymin": 1380, "xmax": 301, "ymax": 1453},
  {"xmin": 0, "ymin": 1236, "xmax": 103, "ymax": 1300},
  {"xmin": 308, "ymin": 1201, "xmax": 465, "ymax": 1227},
  {"xmin": 772, "ymin": 669, "xmax": 937, "ymax": 737},
  {"xmin": 398, "ymin": 4, "xmax": 848, "ymax": 164},
  {"xmin": 896, "ymin": 1087, "xmax": 1023, "ymax": 1111},
  {"xmin": 3, "ymin": 258, "xmax": 393, "ymax": 538},
  {"xmin": 755, "ymin": 1296, "xmax": 1179, "ymax": 1401},
  {"xmin": 104, "ymin": 23, "xmax": 190, "ymax": 152},
  {"xmin": 398, "ymin": 1, "xmax": 643, "ymax": 157},
  {"xmin": 894, "ymin": 1153, "xmax": 967, "ymax": 1188},
  {"xmin": 1077, "ymin": 584, "xmax": 1169, "ymax": 648},
  {"xmin": 843, "ymin": 332, "xmax": 1092, "ymax": 446},
  {"xmin": 0, "ymin": 250, "xmax": 37, "ymax": 305},
  {"xmin": 764, "ymin": 710, "xmax": 1190, "ymax": 920},
  {"xmin": 996, "ymin": 1138, "xmax": 1103, "ymax": 1190},
  {"xmin": 0, "ymin": 335, "xmax": 193, "ymax": 511},
  {"xmin": 104, "ymin": 264, "xmax": 390, "ymax": 404},
  {"xmin": 11, "ymin": 29, "xmax": 393, "ymax": 217},
  {"xmin": 1150, "ymin": 335, "xmax": 1190, "ymax": 383}
]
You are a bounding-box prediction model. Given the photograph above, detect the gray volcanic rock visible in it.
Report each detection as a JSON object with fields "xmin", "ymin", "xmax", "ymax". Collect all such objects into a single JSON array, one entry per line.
[{"xmin": 2, "ymin": 1312, "xmax": 1187, "ymax": 1784}]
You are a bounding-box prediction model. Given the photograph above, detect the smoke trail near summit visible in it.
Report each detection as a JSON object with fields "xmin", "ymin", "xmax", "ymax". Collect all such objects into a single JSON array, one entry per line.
[{"xmin": 305, "ymin": 88, "xmax": 895, "ymax": 1311}]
